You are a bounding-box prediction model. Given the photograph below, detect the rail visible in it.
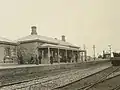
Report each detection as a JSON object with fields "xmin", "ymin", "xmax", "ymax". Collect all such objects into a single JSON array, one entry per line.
[
  {"xmin": 111, "ymin": 83, "xmax": 120, "ymax": 90},
  {"xmin": 77, "ymin": 66, "xmax": 120, "ymax": 90},
  {"xmin": 52, "ymin": 66, "xmax": 112, "ymax": 90}
]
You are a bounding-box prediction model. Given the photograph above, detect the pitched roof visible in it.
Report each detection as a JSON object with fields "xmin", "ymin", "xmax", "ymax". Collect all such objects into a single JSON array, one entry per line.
[
  {"xmin": 16, "ymin": 35, "xmax": 79, "ymax": 48},
  {"xmin": 0, "ymin": 36, "xmax": 16, "ymax": 45}
]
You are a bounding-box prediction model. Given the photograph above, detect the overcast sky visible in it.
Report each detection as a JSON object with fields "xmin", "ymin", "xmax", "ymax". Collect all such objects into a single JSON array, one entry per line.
[{"xmin": 0, "ymin": 0, "xmax": 120, "ymax": 56}]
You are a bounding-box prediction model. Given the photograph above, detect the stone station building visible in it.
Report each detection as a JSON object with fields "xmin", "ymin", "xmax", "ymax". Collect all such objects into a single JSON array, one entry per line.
[{"xmin": 16, "ymin": 26, "xmax": 87, "ymax": 64}]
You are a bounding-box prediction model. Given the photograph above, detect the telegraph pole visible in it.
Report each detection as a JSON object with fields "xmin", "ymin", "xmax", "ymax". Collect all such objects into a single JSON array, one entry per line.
[
  {"xmin": 83, "ymin": 44, "xmax": 86, "ymax": 50},
  {"xmin": 83, "ymin": 44, "xmax": 87, "ymax": 61},
  {"xmin": 93, "ymin": 45, "xmax": 96, "ymax": 60},
  {"xmin": 108, "ymin": 45, "xmax": 111, "ymax": 58}
]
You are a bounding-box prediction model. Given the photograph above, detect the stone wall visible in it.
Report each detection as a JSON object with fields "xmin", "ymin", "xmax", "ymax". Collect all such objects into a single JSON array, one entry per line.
[
  {"xmin": 18, "ymin": 42, "xmax": 38, "ymax": 64},
  {"xmin": 0, "ymin": 46, "xmax": 4, "ymax": 63},
  {"xmin": 18, "ymin": 42, "xmax": 46, "ymax": 64},
  {"xmin": 0, "ymin": 44, "xmax": 17, "ymax": 63}
]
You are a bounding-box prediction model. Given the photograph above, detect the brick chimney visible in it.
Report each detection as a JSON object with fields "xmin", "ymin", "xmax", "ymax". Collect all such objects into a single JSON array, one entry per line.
[
  {"xmin": 54, "ymin": 38, "xmax": 57, "ymax": 40},
  {"xmin": 61, "ymin": 35, "xmax": 66, "ymax": 42},
  {"xmin": 31, "ymin": 26, "xmax": 37, "ymax": 35}
]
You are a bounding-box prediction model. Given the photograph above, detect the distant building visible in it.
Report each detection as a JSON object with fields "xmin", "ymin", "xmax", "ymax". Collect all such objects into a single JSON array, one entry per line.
[
  {"xmin": 15, "ymin": 26, "xmax": 86, "ymax": 64},
  {"xmin": 103, "ymin": 51, "xmax": 111, "ymax": 59},
  {"xmin": 0, "ymin": 37, "xmax": 17, "ymax": 64}
]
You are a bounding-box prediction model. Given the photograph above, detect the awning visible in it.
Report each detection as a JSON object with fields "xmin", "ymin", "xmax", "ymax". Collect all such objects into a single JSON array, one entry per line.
[{"xmin": 38, "ymin": 44, "xmax": 80, "ymax": 51}]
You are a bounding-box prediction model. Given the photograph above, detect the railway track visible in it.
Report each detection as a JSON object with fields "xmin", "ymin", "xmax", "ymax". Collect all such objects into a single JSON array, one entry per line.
[
  {"xmin": 84, "ymin": 70, "xmax": 120, "ymax": 90},
  {"xmin": 111, "ymin": 84, "xmax": 120, "ymax": 90},
  {"xmin": 78, "ymin": 66, "xmax": 120, "ymax": 90},
  {"xmin": 87, "ymin": 72, "xmax": 120, "ymax": 90},
  {"xmin": 53, "ymin": 66, "xmax": 120, "ymax": 90}
]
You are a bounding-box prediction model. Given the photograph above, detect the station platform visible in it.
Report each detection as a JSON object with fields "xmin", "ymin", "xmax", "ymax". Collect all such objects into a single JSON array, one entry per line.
[
  {"xmin": 0, "ymin": 59, "xmax": 109, "ymax": 69},
  {"xmin": 0, "ymin": 59, "xmax": 110, "ymax": 78},
  {"xmin": 0, "ymin": 61, "xmax": 111, "ymax": 90}
]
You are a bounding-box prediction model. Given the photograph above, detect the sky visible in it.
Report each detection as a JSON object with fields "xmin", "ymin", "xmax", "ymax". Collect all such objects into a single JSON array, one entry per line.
[{"xmin": 0, "ymin": 0, "xmax": 120, "ymax": 56}]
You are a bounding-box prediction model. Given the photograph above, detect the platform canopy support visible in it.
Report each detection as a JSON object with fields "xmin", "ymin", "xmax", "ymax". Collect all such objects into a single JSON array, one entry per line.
[
  {"xmin": 58, "ymin": 48, "xmax": 60, "ymax": 63},
  {"xmin": 48, "ymin": 47, "xmax": 50, "ymax": 64}
]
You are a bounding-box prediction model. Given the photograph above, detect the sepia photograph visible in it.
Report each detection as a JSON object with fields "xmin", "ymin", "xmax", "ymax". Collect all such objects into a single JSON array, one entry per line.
[{"xmin": 0, "ymin": 0, "xmax": 119, "ymax": 90}]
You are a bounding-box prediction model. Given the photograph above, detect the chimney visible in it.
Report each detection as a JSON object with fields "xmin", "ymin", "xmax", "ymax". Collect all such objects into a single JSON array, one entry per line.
[
  {"xmin": 31, "ymin": 26, "xmax": 37, "ymax": 35},
  {"xmin": 61, "ymin": 35, "xmax": 66, "ymax": 42},
  {"xmin": 54, "ymin": 38, "xmax": 57, "ymax": 40}
]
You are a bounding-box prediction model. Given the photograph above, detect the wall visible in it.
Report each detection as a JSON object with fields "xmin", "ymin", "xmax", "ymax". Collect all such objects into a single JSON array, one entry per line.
[
  {"xmin": 18, "ymin": 42, "xmax": 38, "ymax": 63},
  {"xmin": 0, "ymin": 46, "xmax": 4, "ymax": 63},
  {"xmin": 0, "ymin": 44, "xmax": 17, "ymax": 63},
  {"xmin": 18, "ymin": 42, "xmax": 46, "ymax": 64}
]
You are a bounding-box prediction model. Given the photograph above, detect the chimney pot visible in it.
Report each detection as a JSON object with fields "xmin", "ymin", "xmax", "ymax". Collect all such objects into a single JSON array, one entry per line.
[
  {"xmin": 61, "ymin": 35, "xmax": 66, "ymax": 41},
  {"xmin": 31, "ymin": 26, "xmax": 37, "ymax": 35}
]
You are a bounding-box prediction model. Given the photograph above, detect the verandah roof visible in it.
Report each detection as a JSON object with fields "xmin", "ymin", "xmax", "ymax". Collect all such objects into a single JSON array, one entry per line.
[{"xmin": 38, "ymin": 44, "xmax": 80, "ymax": 51}]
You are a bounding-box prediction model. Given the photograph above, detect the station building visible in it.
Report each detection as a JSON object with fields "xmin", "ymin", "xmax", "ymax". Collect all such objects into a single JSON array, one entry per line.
[
  {"xmin": 0, "ymin": 37, "xmax": 17, "ymax": 64},
  {"xmin": 16, "ymin": 26, "xmax": 87, "ymax": 64}
]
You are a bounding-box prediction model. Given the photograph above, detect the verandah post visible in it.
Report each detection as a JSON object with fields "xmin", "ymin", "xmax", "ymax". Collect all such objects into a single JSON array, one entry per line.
[{"xmin": 48, "ymin": 47, "xmax": 50, "ymax": 64}]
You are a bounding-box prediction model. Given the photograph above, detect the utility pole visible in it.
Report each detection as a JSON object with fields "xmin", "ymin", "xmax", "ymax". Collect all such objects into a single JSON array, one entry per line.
[
  {"xmin": 83, "ymin": 44, "xmax": 87, "ymax": 61},
  {"xmin": 93, "ymin": 45, "xmax": 96, "ymax": 60},
  {"xmin": 83, "ymin": 44, "xmax": 86, "ymax": 50},
  {"xmin": 108, "ymin": 45, "xmax": 111, "ymax": 58}
]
